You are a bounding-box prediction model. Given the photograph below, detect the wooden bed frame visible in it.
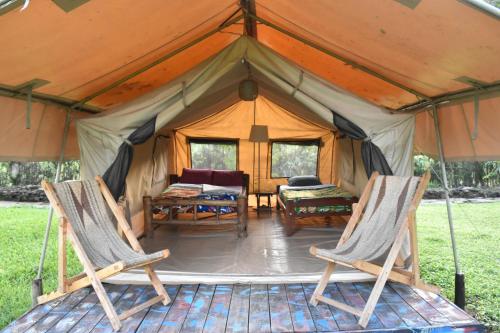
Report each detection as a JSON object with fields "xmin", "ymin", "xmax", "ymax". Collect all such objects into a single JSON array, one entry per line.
[
  {"xmin": 276, "ymin": 185, "xmax": 358, "ymax": 236},
  {"xmin": 143, "ymin": 174, "xmax": 249, "ymax": 239}
]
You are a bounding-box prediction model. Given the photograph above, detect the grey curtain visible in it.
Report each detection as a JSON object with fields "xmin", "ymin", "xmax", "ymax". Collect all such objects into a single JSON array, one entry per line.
[
  {"xmin": 102, "ymin": 117, "xmax": 157, "ymax": 200},
  {"xmin": 333, "ymin": 112, "xmax": 392, "ymax": 177}
]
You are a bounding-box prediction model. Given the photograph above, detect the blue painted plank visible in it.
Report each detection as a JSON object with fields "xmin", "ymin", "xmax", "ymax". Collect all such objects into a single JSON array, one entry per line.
[
  {"xmin": 158, "ymin": 284, "xmax": 198, "ymax": 333},
  {"xmin": 2, "ymin": 294, "xmax": 70, "ymax": 333},
  {"xmin": 412, "ymin": 287, "xmax": 474, "ymax": 324},
  {"xmin": 302, "ymin": 283, "xmax": 339, "ymax": 332},
  {"xmin": 68, "ymin": 284, "xmax": 129, "ymax": 333},
  {"xmin": 353, "ymin": 282, "xmax": 406, "ymax": 329},
  {"xmin": 335, "ymin": 282, "xmax": 383, "ymax": 329},
  {"xmin": 248, "ymin": 284, "xmax": 271, "ymax": 333},
  {"xmin": 25, "ymin": 288, "xmax": 91, "ymax": 333},
  {"xmin": 203, "ymin": 284, "xmax": 233, "ymax": 333},
  {"xmin": 180, "ymin": 284, "xmax": 216, "ymax": 333},
  {"xmin": 91, "ymin": 285, "xmax": 146, "ymax": 333},
  {"xmin": 46, "ymin": 285, "xmax": 126, "ymax": 333},
  {"xmin": 376, "ymin": 283, "xmax": 429, "ymax": 327},
  {"xmin": 136, "ymin": 285, "xmax": 180, "ymax": 333},
  {"xmin": 267, "ymin": 284, "xmax": 293, "ymax": 333},
  {"xmin": 226, "ymin": 284, "xmax": 250, "ymax": 333},
  {"xmin": 120, "ymin": 286, "xmax": 159, "ymax": 332},
  {"xmin": 324, "ymin": 284, "xmax": 361, "ymax": 331},
  {"xmin": 285, "ymin": 284, "xmax": 315, "ymax": 332},
  {"xmin": 390, "ymin": 282, "xmax": 450, "ymax": 326}
]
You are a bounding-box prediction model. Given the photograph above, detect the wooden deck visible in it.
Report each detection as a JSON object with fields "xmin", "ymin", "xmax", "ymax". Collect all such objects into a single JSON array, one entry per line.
[{"xmin": 3, "ymin": 282, "xmax": 483, "ymax": 333}]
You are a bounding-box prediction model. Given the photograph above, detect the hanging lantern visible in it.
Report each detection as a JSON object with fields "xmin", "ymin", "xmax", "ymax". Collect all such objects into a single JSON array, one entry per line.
[{"xmin": 239, "ymin": 78, "xmax": 258, "ymax": 101}]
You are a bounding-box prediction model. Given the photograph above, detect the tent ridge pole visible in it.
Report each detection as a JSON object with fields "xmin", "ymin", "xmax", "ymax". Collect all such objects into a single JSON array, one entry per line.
[
  {"xmin": 397, "ymin": 82, "xmax": 500, "ymax": 113},
  {"xmin": 432, "ymin": 103, "xmax": 465, "ymax": 309},
  {"xmin": 72, "ymin": 14, "xmax": 243, "ymax": 110},
  {"xmin": 0, "ymin": 85, "xmax": 102, "ymax": 114},
  {"xmin": 247, "ymin": 12, "xmax": 431, "ymax": 101},
  {"xmin": 240, "ymin": 0, "xmax": 257, "ymax": 38}
]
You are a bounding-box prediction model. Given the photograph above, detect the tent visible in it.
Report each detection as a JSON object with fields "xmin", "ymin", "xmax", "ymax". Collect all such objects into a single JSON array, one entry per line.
[{"xmin": 0, "ymin": 0, "xmax": 499, "ymax": 303}]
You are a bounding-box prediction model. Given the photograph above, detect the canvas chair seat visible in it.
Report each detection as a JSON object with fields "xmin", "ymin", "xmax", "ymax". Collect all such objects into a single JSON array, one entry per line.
[
  {"xmin": 313, "ymin": 176, "xmax": 420, "ymax": 265},
  {"xmin": 53, "ymin": 179, "xmax": 165, "ymax": 269}
]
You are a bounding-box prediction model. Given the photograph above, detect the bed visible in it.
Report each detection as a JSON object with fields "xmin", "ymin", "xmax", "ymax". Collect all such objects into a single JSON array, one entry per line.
[
  {"xmin": 143, "ymin": 183, "xmax": 248, "ymax": 239},
  {"xmin": 277, "ymin": 183, "xmax": 358, "ymax": 236}
]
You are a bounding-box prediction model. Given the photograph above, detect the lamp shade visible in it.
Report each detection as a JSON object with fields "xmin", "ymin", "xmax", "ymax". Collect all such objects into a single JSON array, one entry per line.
[{"xmin": 249, "ymin": 125, "xmax": 269, "ymax": 142}]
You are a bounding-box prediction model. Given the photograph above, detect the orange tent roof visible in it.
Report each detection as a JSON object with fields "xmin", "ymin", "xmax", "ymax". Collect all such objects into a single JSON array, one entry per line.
[{"xmin": 0, "ymin": 0, "xmax": 498, "ymax": 111}]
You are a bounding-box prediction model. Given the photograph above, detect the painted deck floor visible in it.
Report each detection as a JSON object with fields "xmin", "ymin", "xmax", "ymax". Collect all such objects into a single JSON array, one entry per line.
[{"xmin": 3, "ymin": 282, "xmax": 483, "ymax": 333}]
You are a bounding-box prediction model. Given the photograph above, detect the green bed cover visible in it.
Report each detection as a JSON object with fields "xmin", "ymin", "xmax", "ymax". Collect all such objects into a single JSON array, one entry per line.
[{"xmin": 280, "ymin": 185, "xmax": 353, "ymax": 214}]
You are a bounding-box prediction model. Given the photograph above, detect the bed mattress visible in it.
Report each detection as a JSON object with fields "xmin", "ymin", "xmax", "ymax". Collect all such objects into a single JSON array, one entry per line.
[{"xmin": 279, "ymin": 184, "xmax": 353, "ymax": 214}]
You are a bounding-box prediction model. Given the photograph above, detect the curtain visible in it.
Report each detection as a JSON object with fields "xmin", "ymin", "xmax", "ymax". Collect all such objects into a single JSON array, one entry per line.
[
  {"xmin": 333, "ymin": 112, "xmax": 392, "ymax": 176},
  {"xmin": 102, "ymin": 117, "xmax": 156, "ymax": 200}
]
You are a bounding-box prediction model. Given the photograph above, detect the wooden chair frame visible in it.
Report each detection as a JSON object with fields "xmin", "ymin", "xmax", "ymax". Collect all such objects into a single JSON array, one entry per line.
[
  {"xmin": 38, "ymin": 176, "xmax": 171, "ymax": 331},
  {"xmin": 309, "ymin": 171, "xmax": 439, "ymax": 328}
]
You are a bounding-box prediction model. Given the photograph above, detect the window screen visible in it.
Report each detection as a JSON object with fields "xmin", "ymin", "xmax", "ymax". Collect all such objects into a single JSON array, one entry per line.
[
  {"xmin": 189, "ymin": 139, "xmax": 237, "ymax": 170},
  {"xmin": 271, "ymin": 140, "xmax": 319, "ymax": 178}
]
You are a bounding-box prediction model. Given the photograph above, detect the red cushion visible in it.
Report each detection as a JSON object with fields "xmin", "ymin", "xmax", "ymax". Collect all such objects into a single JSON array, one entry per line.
[
  {"xmin": 212, "ymin": 170, "xmax": 244, "ymax": 186},
  {"xmin": 179, "ymin": 168, "xmax": 213, "ymax": 184}
]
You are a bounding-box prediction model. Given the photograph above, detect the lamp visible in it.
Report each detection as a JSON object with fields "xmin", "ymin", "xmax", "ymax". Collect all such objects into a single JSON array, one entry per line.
[
  {"xmin": 249, "ymin": 111, "xmax": 269, "ymax": 194},
  {"xmin": 239, "ymin": 78, "xmax": 258, "ymax": 101},
  {"xmin": 249, "ymin": 125, "xmax": 269, "ymax": 143}
]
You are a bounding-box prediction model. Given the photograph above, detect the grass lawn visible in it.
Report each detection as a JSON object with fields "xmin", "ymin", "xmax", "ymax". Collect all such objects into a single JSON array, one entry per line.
[{"xmin": 0, "ymin": 202, "xmax": 499, "ymax": 331}]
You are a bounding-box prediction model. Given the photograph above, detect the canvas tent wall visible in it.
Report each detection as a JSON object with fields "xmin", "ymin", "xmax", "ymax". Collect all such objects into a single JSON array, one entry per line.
[
  {"xmin": 171, "ymin": 96, "xmax": 336, "ymax": 192},
  {"xmin": 0, "ymin": 95, "xmax": 85, "ymax": 162}
]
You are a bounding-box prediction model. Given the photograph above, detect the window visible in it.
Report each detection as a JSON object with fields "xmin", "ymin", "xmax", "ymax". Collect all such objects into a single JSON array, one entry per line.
[
  {"xmin": 271, "ymin": 140, "xmax": 320, "ymax": 178},
  {"xmin": 189, "ymin": 139, "xmax": 238, "ymax": 170}
]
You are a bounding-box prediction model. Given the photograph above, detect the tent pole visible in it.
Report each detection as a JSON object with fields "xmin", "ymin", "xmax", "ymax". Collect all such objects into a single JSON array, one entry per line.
[
  {"xmin": 32, "ymin": 109, "xmax": 72, "ymax": 306},
  {"xmin": 397, "ymin": 82, "xmax": 500, "ymax": 113},
  {"xmin": 432, "ymin": 104, "xmax": 465, "ymax": 309}
]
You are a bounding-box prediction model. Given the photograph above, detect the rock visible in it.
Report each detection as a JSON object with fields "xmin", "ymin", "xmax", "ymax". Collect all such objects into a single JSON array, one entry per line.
[
  {"xmin": 0, "ymin": 185, "xmax": 48, "ymax": 202},
  {"xmin": 424, "ymin": 186, "xmax": 500, "ymax": 199},
  {"xmin": 423, "ymin": 188, "xmax": 445, "ymax": 199}
]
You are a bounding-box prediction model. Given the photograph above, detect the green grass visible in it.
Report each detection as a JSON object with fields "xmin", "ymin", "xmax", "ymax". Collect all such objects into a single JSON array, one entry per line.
[
  {"xmin": 0, "ymin": 203, "xmax": 499, "ymax": 331},
  {"xmin": 0, "ymin": 206, "xmax": 82, "ymax": 330},
  {"xmin": 416, "ymin": 202, "xmax": 500, "ymax": 331}
]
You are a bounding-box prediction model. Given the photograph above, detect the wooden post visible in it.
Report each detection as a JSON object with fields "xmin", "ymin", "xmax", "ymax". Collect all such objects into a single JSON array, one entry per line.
[
  {"xmin": 57, "ymin": 217, "xmax": 67, "ymax": 293},
  {"xmin": 143, "ymin": 196, "xmax": 153, "ymax": 239},
  {"xmin": 237, "ymin": 196, "xmax": 247, "ymax": 238},
  {"xmin": 408, "ymin": 210, "xmax": 421, "ymax": 283},
  {"xmin": 284, "ymin": 201, "xmax": 296, "ymax": 236}
]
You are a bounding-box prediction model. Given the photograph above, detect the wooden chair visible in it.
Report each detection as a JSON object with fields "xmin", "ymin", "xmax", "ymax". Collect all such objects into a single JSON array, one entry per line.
[
  {"xmin": 309, "ymin": 171, "xmax": 439, "ymax": 328},
  {"xmin": 38, "ymin": 177, "xmax": 171, "ymax": 331}
]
